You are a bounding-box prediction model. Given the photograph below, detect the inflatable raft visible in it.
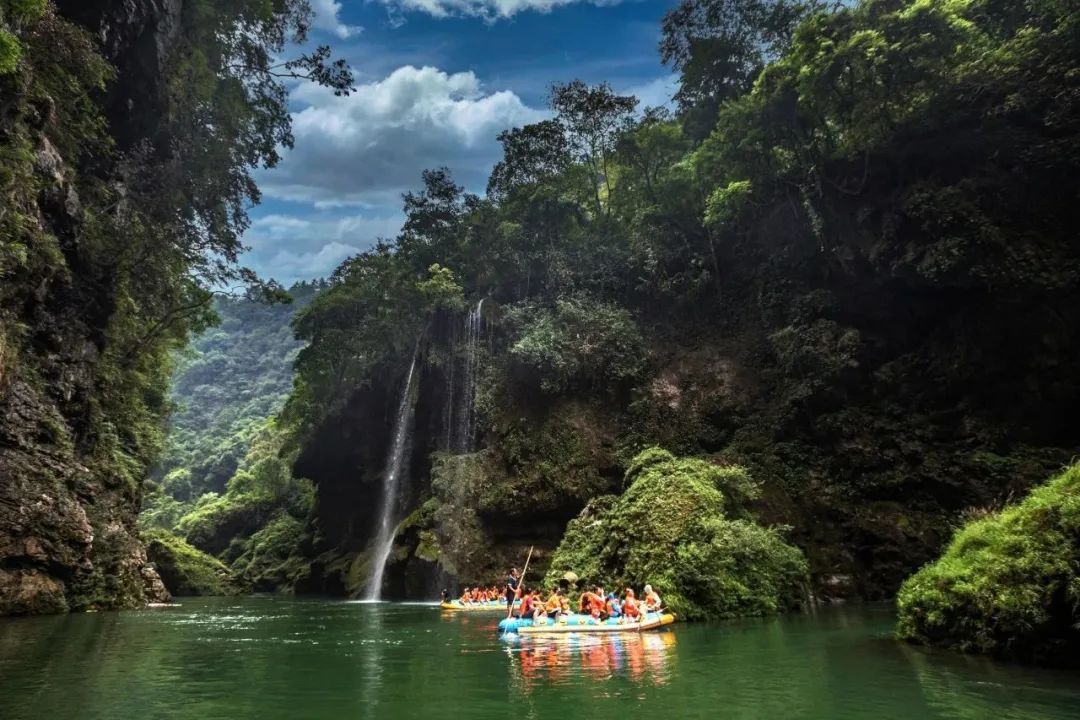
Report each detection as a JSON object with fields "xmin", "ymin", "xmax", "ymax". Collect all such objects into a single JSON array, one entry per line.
[
  {"xmin": 440, "ymin": 599, "xmax": 520, "ymax": 612},
  {"xmin": 499, "ymin": 611, "xmax": 675, "ymax": 635}
]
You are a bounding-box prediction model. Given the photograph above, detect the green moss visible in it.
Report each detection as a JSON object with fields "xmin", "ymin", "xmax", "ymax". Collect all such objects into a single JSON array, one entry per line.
[
  {"xmin": 896, "ymin": 462, "xmax": 1080, "ymax": 664},
  {"xmin": 143, "ymin": 529, "xmax": 234, "ymax": 596},
  {"xmin": 0, "ymin": 28, "xmax": 20, "ymax": 74},
  {"xmin": 231, "ymin": 513, "xmax": 310, "ymax": 592},
  {"xmin": 545, "ymin": 447, "xmax": 807, "ymax": 620}
]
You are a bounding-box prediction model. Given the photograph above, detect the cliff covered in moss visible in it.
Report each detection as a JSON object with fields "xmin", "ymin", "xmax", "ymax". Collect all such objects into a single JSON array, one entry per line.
[
  {"xmin": 0, "ymin": 0, "xmax": 350, "ymax": 614},
  {"xmin": 280, "ymin": 0, "xmax": 1080, "ymax": 605}
]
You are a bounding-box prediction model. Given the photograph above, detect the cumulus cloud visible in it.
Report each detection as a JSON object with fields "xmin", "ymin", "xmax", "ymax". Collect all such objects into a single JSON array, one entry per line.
[
  {"xmin": 311, "ymin": 0, "xmax": 363, "ymax": 38},
  {"xmin": 257, "ymin": 65, "xmax": 545, "ymax": 208},
  {"xmin": 377, "ymin": 0, "xmax": 624, "ymax": 21}
]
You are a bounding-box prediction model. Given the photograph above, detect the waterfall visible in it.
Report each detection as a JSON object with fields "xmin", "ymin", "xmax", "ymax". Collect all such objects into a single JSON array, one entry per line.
[
  {"xmin": 363, "ymin": 347, "xmax": 420, "ymax": 601},
  {"xmin": 456, "ymin": 299, "xmax": 484, "ymax": 453}
]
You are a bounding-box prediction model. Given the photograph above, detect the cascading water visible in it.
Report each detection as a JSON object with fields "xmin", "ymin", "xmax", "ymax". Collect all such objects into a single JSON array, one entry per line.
[
  {"xmin": 456, "ymin": 299, "xmax": 484, "ymax": 453},
  {"xmin": 363, "ymin": 347, "xmax": 420, "ymax": 601}
]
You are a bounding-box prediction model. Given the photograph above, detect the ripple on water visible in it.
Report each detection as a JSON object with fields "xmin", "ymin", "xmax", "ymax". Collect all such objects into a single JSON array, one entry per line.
[{"xmin": 2, "ymin": 600, "xmax": 1079, "ymax": 720}]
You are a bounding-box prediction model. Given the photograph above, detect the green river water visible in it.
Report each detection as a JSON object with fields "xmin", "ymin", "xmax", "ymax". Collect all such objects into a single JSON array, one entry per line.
[{"xmin": 1, "ymin": 598, "xmax": 1077, "ymax": 719}]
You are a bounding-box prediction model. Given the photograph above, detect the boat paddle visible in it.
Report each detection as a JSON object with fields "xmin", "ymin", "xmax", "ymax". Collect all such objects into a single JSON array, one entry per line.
[{"xmin": 508, "ymin": 545, "xmax": 534, "ymax": 618}]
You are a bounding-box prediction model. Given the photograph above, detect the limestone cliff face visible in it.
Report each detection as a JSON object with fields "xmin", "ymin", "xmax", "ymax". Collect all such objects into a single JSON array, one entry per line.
[{"xmin": 0, "ymin": 1, "xmax": 180, "ymax": 615}]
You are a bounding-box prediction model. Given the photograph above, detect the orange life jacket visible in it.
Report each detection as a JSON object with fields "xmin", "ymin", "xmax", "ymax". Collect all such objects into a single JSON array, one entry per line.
[
  {"xmin": 623, "ymin": 597, "xmax": 640, "ymax": 618},
  {"xmin": 544, "ymin": 595, "xmax": 561, "ymax": 613}
]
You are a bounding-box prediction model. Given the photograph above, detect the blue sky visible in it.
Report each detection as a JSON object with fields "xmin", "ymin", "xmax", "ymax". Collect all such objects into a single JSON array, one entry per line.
[{"xmin": 245, "ymin": 0, "xmax": 679, "ymax": 285}]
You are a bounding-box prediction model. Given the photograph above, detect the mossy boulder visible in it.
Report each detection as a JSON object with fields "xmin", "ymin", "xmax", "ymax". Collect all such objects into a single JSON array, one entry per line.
[
  {"xmin": 143, "ymin": 529, "xmax": 235, "ymax": 596},
  {"xmin": 896, "ymin": 462, "xmax": 1080, "ymax": 665},
  {"xmin": 545, "ymin": 447, "xmax": 808, "ymax": 620}
]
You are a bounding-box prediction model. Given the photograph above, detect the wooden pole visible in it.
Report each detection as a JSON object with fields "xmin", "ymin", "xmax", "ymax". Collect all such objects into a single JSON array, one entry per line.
[{"xmin": 507, "ymin": 545, "xmax": 535, "ymax": 618}]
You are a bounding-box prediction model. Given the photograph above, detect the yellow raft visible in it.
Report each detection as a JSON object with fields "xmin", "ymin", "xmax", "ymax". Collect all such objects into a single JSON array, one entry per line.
[{"xmin": 440, "ymin": 599, "xmax": 519, "ymax": 612}]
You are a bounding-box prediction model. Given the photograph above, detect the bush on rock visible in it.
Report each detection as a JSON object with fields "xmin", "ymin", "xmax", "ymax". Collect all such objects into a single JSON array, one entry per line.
[
  {"xmin": 896, "ymin": 462, "xmax": 1080, "ymax": 664},
  {"xmin": 545, "ymin": 447, "xmax": 807, "ymax": 620}
]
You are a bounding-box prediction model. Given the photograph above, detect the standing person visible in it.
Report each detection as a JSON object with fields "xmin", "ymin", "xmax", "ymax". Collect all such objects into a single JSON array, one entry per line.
[{"xmin": 505, "ymin": 567, "xmax": 521, "ymax": 609}]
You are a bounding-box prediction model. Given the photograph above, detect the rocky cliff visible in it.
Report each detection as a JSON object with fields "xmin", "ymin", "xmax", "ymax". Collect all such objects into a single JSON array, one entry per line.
[{"xmin": 0, "ymin": 0, "xmax": 181, "ymax": 614}]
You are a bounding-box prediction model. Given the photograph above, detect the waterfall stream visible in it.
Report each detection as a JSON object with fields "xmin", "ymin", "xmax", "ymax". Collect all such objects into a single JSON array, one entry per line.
[
  {"xmin": 456, "ymin": 299, "xmax": 484, "ymax": 453},
  {"xmin": 363, "ymin": 347, "xmax": 420, "ymax": 601}
]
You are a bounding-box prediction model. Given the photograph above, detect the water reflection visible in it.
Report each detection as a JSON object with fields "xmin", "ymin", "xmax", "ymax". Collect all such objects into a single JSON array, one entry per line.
[
  {"xmin": 506, "ymin": 631, "xmax": 677, "ymax": 691},
  {"xmin": 898, "ymin": 643, "xmax": 1080, "ymax": 720}
]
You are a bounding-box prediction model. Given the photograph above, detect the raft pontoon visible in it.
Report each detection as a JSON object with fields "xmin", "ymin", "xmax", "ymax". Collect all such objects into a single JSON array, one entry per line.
[{"xmin": 498, "ymin": 611, "xmax": 675, "ymax": 635}]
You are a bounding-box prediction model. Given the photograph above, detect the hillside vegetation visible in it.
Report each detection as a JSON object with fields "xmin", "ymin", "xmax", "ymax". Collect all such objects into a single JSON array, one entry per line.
[{"xmin": 276, "ymin": 0, "xmax": 1079, "ymax": 617}]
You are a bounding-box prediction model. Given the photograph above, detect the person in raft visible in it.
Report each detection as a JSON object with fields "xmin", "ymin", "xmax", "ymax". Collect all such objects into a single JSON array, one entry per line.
[
  {"xmin": 605, "ymin": 592, "xmax": 622, "ymax": 619},
  {"xmin": 622, "ymin": 589, "xmax": 642, "ymax": 621},
  {"xmin": 643, "ymin": 584, "xmax": 662, "ymax": 612},
  {"xmin": 505, "ymin": 567, "xmax": 521, "ymax": 608},
  {"xmin": 519, "ymin": 588, "xmax": 537, "ymax": 617},
  {"xmin": 578, "ymin": 586, "xmax": 608, "ymax": 620}
]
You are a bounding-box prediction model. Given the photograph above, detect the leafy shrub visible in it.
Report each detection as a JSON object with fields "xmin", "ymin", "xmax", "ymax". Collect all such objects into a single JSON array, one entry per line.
[
  {"xmin": 506, "ymin": 295, "xmax": 645, "ymax": 393},
  {"xmin": 545, "ymin": 447, "xmax": 807, "ymax": 619},
  {"xmin": 896, "ymin": 462, "xmax": 1080, "ymax": 664}
]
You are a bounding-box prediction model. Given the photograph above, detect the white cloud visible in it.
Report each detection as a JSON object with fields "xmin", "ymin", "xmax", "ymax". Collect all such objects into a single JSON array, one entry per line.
[
  {"xmin": 311, "ymin": 0, "xmax": 363, "ymax": 38},
  {"xmin": 257, "ymin": 65, "xmax": 546, "ymax": 207},
  {"xmin": 264, "ymin": 241, "xmax": 364, "ymax": 281},
  {"xmin": 625, "ymin": 74, "xmax": 678, "ymax": 111},
  {"xmin": 244, "ymin": 212, "xmax": 405, "ymax": 284},
  {"xmin": 377, "ymin": 0, "xmax": 625, "ymax": 21}
]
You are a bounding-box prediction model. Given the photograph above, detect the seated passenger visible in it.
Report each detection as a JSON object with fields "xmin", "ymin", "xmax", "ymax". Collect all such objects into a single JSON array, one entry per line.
[
  {"xmin": 588, "ymin": 587, "xmax": 607, "ymax": 619},
  {"xmin": 532, "ymin": 591, "xmax": 549, "ymax": 621},
  {"xmin": 623, "ymin": 589, "xmax": 641, "ymax": 621},
  {"xmin": 460, "ymin": 587, "xmax": 472, "ymax": 604},
  {"xmin": 543, "ymin": 590, "xmax": 562, "ymax": 619},
  {"xmin": 605, "ymin": 593, "xmax": 621, "ymax": 618},
  {"xmin": 578, "ymin": 588, "xmax": 597, "ymax": 614},
  {"xmin": 521, "ymin": 589, "xmax": 537, "ymax": 618},
  {"xmin": 643, "ymin": 584, "xmax": 662, "ymax": 613}
]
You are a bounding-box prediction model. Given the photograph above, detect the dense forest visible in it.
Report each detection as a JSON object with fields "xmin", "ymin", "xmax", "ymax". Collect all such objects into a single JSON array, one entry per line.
[
  {"xmin": 1, "ymin": 0, "xmax": 1077, "ymax": 665},
  {"xmin": 141, "ymin": 285, "xmax": 316, "ymax": 529},
  {"xmin": 276, "ymin": 0, "xmax": 1078, "ymax": 610}
]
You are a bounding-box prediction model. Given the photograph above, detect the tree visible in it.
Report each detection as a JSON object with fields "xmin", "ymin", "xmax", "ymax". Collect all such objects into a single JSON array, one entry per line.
[
  {"xmin": 549, "ymin": 80, "xmax": 638, "ymax": 217},
  {"xmin": 487, "ymin": 120, "xmax": 572, "ymax": 201},
  {"xmin": 660, "ymin": 0, "xmax": 830, "ymax": 137}
]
